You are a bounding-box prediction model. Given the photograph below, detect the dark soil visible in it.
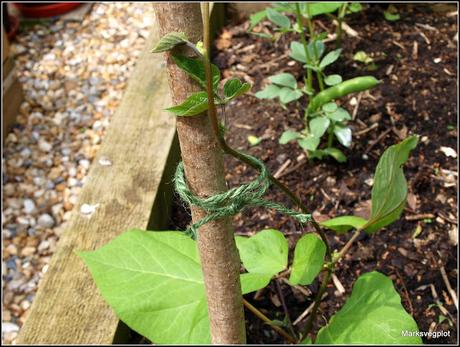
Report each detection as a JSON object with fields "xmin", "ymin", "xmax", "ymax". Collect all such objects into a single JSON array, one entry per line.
[{"xmin": 169, "ymin": 4, "xmax": 458, "ymax": 344}]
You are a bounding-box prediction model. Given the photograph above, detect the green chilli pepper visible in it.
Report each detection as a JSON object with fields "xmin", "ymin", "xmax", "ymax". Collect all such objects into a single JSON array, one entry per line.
[{"xmin": 307, "ymin": 76, "xmax": 381, "ymax": 113}]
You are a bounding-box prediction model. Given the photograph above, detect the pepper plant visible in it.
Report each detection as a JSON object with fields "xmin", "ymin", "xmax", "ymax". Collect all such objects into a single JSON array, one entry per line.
[
  {"xmin": 78, "ymin": 21, "xmax": 422, "ymax": 344},
  {"xmin": 251, "ymin": 2, "xmax": 377, "ymax": 163}
]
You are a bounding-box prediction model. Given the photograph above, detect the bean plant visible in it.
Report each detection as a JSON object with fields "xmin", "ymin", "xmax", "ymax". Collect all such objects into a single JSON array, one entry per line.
[
  {"xmin": 251, "ymin": 2, "xmax": 378, "ymax": 163},
  {"xmin": 78, "ymin": 29, "xmax": 422, "ymax": 345}
]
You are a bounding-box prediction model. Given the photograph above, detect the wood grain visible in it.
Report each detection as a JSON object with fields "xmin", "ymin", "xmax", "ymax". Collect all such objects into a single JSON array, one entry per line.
[{"xmin": 17, "ymin": 21, "xmax": 177, "ymax": 344}]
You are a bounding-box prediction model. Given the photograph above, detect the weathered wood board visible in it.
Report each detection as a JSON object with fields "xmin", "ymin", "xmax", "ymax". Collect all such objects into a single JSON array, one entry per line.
[{"xmin": 17, "ymin": 19, "xmax": 177, "ymax": 344}]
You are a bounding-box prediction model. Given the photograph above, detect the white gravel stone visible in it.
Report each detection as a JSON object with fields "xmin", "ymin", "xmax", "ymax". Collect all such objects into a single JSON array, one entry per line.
[
  {"xmin": 37, "ymin": 214, "xmax": 55, "ymax": 229},
  {"xmin": 23, "ymin": 199, "xmax": 37, "ymax": 214}
]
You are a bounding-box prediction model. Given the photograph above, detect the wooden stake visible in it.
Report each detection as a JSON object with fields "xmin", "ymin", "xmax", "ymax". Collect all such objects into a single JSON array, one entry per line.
[{"xmin": 154, "ymin": 4, "xmax": 246, "ymax": 344}]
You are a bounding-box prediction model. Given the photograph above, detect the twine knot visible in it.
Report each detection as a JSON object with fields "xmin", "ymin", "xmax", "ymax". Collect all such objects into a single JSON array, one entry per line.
[{"xmin": 174, "ymin": 152, "xmax": 311, "ymax": 239}]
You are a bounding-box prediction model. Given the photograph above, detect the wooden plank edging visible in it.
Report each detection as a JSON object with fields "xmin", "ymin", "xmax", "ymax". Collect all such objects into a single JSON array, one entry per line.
[{"xmin": 17, "ymin": 21, "xmax": 177, "ymax": 344}]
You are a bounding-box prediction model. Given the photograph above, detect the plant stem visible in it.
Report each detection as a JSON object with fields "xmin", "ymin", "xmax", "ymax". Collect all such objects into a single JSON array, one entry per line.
[
  {"xmin": 327, "ymin": 127, "xmax": 334, "ymax": 148},
  {"xmin": 305, "ymin": 4, "xmax": 325, "ymax": 91},
  {"xmin": 334, "ymin": 229, "xmax": 362, "ymax": 264},
  {"xmin": 243, "ymin": 299, "xmax": 297, "ymax": 344},
  {"xmin": 294, "ymin": 3, "xmax": 312, "ymax": 93},
  {"xmin": 298, "ymin": 269, "xmax": 332, "ymax": 343},
  {"xmin": 336, "ymin": 3, "xmax": 348, "ymax": 49},
  {"xmin": 275, "ymin": 280, "xmax": 297, "ymax": 339}
]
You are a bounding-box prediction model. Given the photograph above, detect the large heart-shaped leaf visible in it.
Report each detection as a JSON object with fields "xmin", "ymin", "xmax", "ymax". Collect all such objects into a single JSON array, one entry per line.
[
  {"xmin": 240, "ymin": 273, "xmax": 273, "ymax": 294},
  {"xmin": 236, "ymin": 229, "xmax": 288, "ymax": 276},
  {"xmin": 79, "ymin": 230, "xmax": 211, "ymax": 344},
  {"xmin": 363, "ymin": 136, "xmax": 418, "ymax": 233},
  {"xmin": 172, "ymin": 55, "xmax": 220, "ymax": 90},
  {"xmin": 316, "ymin": 271, "xmax": 422, "ymax": 344},
  {"xmin": 165, "ymin": 91, "xmax": 208, "ymax": 117},
  {"xmin": 289, "ymin": 234, "xmax": 326, "ymax": 285},
  {"xmin": 151, "ymin": 32, "xmax": 188, "ymax": 53}
]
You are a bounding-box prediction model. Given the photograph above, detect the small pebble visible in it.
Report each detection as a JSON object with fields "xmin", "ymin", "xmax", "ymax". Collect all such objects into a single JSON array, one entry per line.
[{"xmin": 37, "ymin": 214, "xmax": 55, "ymax": 229}]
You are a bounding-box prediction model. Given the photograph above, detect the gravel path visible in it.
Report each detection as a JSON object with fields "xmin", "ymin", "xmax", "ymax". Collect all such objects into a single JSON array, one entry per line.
[{"xmin": 2, "ymin": 4, "xmax": 155, "ymax": 343}]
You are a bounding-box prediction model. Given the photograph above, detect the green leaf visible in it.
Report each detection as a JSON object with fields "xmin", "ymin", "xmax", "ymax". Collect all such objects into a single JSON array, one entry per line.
[
  {"xmin": 319, "ymin": 48, "xmax": 342, "ymax": 69},
  {"xmin": 334, "ymin": 124, "xmax": 352, "ymax": 147},
  {"xmin": 279, "ymin": 130, "xmax": 302, "ymax": 144},
  {"xmin": 316, "ymin": 271, "xmax": 422, "ymax": 344},
  {"xmin": 236, "ymin": 229, "xmax": 288, "ymax": 276},
  {"xmin": 289, "ymin": 234, "xmax": 326, "ymax": 285},
  {"xmin": 353, "ymin": 50, "xmax": 374, "ymax": 64},
  {"xmin": 151, "ymin": 32, "xmax": 188, "ymax": 53},
  {"xmin": 250, "ymin": 32, "xmax": 274, "ymax": 40},
  {"xmin": 172, "ymin": 55, "xmax": 220, "ymax": 91},
  {"xmin": 363, "ymin": 136, "xmax": 418, "ymax": 233},
  {"xmin": 384, "ymin": 5, "xmax": 400, "ymax": 21},
  {"xmin": 266, "ymin": 7, "xmax": 291, "ymax": 29},
  {"xmin": 248, "ymin": 10, "xmax": 267, "ymax": 31},
  {"xmin": 325, "ymin": 74, "xmax": 343, "ymax": 86},
  {"xmin": 307, "ymin": 40, "xmax": 325, "ymax": 61},
  {"xmin": 255, "ymin": 84, "xmax": 281, "ymax": 99},
  {"xmin": 323, "ymin": 147, "xmax": 347, "ymax": 163},
  {"xmin": 307, "ymin": 3, "xmax": 342, "ymax": 17},
  {"xmin": 326, "ymin": 107, "xmax": 351, "ymax": 122},
  {"xmin": 365, "ymin": 200, "xmax": 405, "ymax": 234},
  {"xmin": 322, "ymin": 102, "xmax": 338, "ymax": 113},
  {"xmin": 298, "ymin": 135, "xmax": 320, "ymax": 152},
  {"xmin": 310, "ymin": 117, "xmax": 331, "ymax": 138},
  {"xmin": 165, "ymin": 91, "xmax": 208, "ymax": 117},
  {"xmin": 279, "ymin": 87, "xmax": 302, "ymax": 104},
  {"xmin": 247, "ymin": 135, "xmax": 262, "ymax": 146},
  {"xmin": 321, "ymin": 216, "xmax": 367, "ymax": 234},
  {"xmin": 290, "ymin": 41, "xmax": 307, "ymax": 63},
  {"xmin": 348, "ymin": 3, "xmax": 363, "ymax": 13},
  {"xmin": 269, "ymin": 73, "xmax": 297, "ymax": 89},
  {"xmin": 223, "ymin": 79, "xmax": 251, "ymax": 101},
  {"xmin": 240, "ymin": 273, "xmax": 272, "ymax": 294},
  {"xmin": 78, "ymin": 230, "xmax": 211, "ymax": 344}
]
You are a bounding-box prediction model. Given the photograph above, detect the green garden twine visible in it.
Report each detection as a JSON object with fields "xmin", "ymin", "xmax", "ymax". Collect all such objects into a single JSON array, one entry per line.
[{"xmin": 174, "ymin": 152, "xmax": 311, "ymax": 239}]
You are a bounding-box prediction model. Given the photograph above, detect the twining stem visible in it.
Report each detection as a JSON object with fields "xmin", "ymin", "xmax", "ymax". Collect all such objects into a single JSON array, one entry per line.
[
  {"xmin": 243, "ymin": 299, "xmax": 297, "ymax": 344},
  {"xmin": 294, "ymin": 3, "xmax": 312, "ymax": 93},
  {"xmin": 202, "ymin": 4, "xmax": 331, "ymax": 261},
  {"xmin": 305, "ymin": 4, "xmax": 325, "ymax": 91}
]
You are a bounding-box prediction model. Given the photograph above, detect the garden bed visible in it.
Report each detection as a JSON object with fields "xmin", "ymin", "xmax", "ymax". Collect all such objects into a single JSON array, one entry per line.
[{"xmin": 170, "ymin": 4, "xmax": 457, "ymax": 344}]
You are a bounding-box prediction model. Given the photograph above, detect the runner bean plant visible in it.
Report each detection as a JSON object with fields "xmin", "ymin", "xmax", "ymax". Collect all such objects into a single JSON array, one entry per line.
[
  {"xmin": 251, "ymin": 2, "xmax": 378, "ymax": 162},
  {"xmin": 78, "ymin": 26, "xmax": 422, "ymax": 344}
]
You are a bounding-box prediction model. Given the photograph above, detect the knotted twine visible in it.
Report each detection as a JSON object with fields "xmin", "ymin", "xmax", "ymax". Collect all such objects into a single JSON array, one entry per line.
[{"xmin": 174, "ymin": 151, "xmax": 311, "ymax": 239}]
